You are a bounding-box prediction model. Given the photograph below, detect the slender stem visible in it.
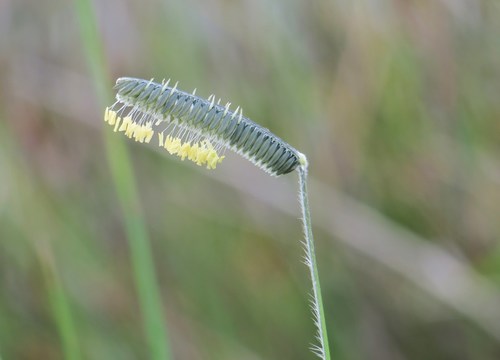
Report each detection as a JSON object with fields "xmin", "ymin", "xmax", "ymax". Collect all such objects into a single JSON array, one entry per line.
[
  {"xmin": 298, "ymin": 162, "xmax": 331, "ymax": 360},
  {"xmin": 43, "ymin": 261, "xmax": 81, "ymax": 360}
]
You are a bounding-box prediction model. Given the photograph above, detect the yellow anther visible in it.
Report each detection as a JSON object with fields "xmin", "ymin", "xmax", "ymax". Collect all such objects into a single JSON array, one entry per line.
[
  {"xmin": 207, "ymin": 149, "xmax": 218, "ymax": 162},
  {"xmin": 172, "ymin": 138, "xmax": 182, "ymax": 152},
  {"xmin": 188, "ymin": 143, "xmax": 199, "ymax": 162},
  {"xmin": 164, "ymin": 136, "xmax": 181, "ymax": 154},
  {"xmin": 141, "ymin": 126, "xmax": 148, "ymax": 142},
  {"xmin": 156, "ymin": 134, "xmax": 224, "ymax": 169},
  {"xmin": 163, "ymin": 136, "xmax": 171, "ymax": 152},
  {"xmin": 104, "ymin": 107, "xmax": 109, "ymax": 122},
  {"xmin": 119, "ymin": 116, "xmax": 131, "ymax": 132},
  {"xmin": 179, "ymin": 142, "xmax": 191, "ymax": 160},
  {"xmin": 113, "ymin": 116, "xmax": 121, "ymax": 132},
  {"xmin": 196, "ymin": 147, "xmax": 209, "ymax": 165},
  {"xmin": 109, "ymin": 110, "xmax": 117, "ymax": 125},
  {"xmin": 206, "ymin": 151, "xmax": 220, "ymax": 169},
  {"xmin": 140, "ymin": 127, "xmax": 148, "ymax": 142},
  {"xmin": 135, "ymin": 126, "xmax": 143, "ymax": 142},
  {"xmin": 125, "ymin": 122, "xmax": 136, "ymax": 138},
  {"xmin": 132, "ymin": 126, "xmax": 139, "ymax": 141},
  {"xmin": 145, "ymin": 128, "xmax": 154, "ymax": 143}
]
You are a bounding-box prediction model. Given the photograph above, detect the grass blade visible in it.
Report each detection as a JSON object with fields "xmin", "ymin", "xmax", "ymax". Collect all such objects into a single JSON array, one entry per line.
[{"xmin": 72, "ymin": 1, "xmax": 172, "ymax": 358}]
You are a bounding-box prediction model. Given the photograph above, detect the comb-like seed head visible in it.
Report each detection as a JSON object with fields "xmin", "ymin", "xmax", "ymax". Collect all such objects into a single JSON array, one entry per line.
[{"xmin": 111, "ymin": 77, "xmax": 301, "ymax": 176}]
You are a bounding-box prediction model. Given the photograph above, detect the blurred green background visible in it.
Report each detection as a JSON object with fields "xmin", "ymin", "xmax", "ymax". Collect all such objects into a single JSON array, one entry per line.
[{"xmin": 1, "ymin": 0, "xmax": 500, "ymax": 359}]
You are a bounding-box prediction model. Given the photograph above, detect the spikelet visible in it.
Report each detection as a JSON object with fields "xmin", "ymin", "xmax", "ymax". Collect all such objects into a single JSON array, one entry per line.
[{"xmin": 104, "ymin": 77, "xmax": 304, "ymax": 175}]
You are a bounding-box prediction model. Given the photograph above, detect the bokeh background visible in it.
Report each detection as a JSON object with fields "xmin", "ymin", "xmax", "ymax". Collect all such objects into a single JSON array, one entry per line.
[{"xmin": 1, "ymin": 0, "xmax": 500, "ymax": 359}]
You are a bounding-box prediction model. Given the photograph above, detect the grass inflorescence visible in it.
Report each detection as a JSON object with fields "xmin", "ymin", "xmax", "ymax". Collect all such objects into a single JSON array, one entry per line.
[{"xmin": 105, "ymin": 77, "xmax": 302, "ymax": 175}]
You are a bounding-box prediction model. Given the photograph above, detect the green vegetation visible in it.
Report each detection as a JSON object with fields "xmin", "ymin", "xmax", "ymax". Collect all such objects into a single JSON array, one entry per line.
[{"xmin": 1, "ymin": 1, "xmax": 500, "ymax": 359}]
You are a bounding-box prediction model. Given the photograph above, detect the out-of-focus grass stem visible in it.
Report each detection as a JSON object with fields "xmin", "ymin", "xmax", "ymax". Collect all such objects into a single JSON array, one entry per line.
[
  {"xmin": 42, "ymin": 258, "xmax": 81, "ymax": 360},
  {"xmin": 0, "ymin": 119, "xmax": 82, "ymax": 360},
  {"xmin": 72, "ymin": 0, "xmax": 172, "ymax": 358}
]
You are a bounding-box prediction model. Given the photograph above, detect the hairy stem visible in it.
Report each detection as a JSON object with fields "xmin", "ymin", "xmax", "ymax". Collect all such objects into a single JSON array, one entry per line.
[{"xmin": 298, "ymin": 162, "xmax": 331, "ymax": 359}]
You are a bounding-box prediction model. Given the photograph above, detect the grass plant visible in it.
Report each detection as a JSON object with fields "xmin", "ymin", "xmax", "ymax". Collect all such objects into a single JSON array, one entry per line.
[{"xmin": 105, "ymin": 77, "xmax": 331, "ymax": 359}]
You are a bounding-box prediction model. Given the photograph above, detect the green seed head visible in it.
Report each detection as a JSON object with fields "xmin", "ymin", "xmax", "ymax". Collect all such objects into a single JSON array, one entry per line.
[{"xmin": 106, "ymin": 77, "xmax": 301, "ymax": 176}]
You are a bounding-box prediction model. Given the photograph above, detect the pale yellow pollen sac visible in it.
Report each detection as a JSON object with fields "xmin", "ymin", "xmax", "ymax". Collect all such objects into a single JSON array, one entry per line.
[
  {"xmin": 133, "ymin": 127, "xmax": 140, "ymax": 141},
  {"xmin": 113, "ymin": 116, "xmax": 122, "ymax": 132},
  {"xmin": 206, "ymin": 149, "xmax": 217, "ymax": 162},
  {"xmin": 163, "ymin": 136, "xmax": 173, "ymax": 153},
  {"xmin": 196, "ymin": 147, "xmax": 209, "ymax": 166},
  {"xmin": 125, "ymin": 122, "xmax": 136, "ymax": 138},
  {"xmin": 178, "ymin": 142, "xmax": 192, "ymax": 160},
  {"xmin": 109, "ymin": 111, "xmax": 117, "ymax": 126},
  {"xmin": 119, "ymin": 116, "xmax": 132, "ymax": 132},
  {"xmin": 104, "ymin": 107, "xmax": 110, "ymax": 122},
  {"xmin": 104, "ymin": 105, "xmax": 226, "ymax": 170},
  {"xmin": 164, "ymin": 136, "xmax": 181, "ymax": 155},
  {"xmin": 104, "ymin": 108, "xmax": 116, "ymax": 125},
  {"xmin": 172, "ymin": 138, "xmax": 182, "ymax": 153},
  {"xmin": 103, "ymin": 107, "xmax": 155, "ymax": 145},
  {"xmin": 139, "ymin": 131, "xmax": 146, "ymax": 143},
  {"xmin": 206, "ymin": 150, "xmax": 219, "ymax": 169},
  {"xmin": 157, "ymin": 135, "xmax": 224, "ymax": 169},
  {"xmin": 139, "ymin": 126, "xmax": 148, "ymax": 143},
  {"xmin": 188, "ymin": 143, "xmax": 199, "ymax": 162},
  {"xmin": 145, "ymin": 128, "xmax": 154, "ymax": 143},
  {"xmin": 133, "ymin": 126, "xmax": 144, "ymax": 142}
]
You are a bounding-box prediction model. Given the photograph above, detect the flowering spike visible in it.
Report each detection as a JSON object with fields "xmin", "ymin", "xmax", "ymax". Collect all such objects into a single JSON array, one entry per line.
[{"xmin": 108, "ymin": 77, "xmax": 301, "ymax": 175}]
